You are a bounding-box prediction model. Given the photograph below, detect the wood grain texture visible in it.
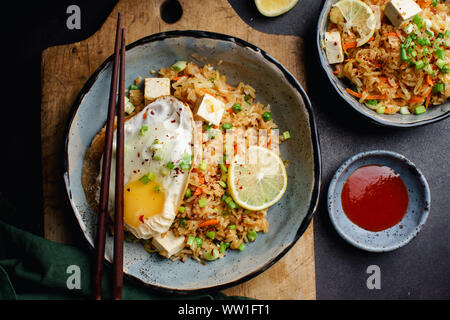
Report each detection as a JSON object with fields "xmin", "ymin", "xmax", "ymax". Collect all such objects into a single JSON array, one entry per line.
[{"xmin": 41, "ymin": 0, "xmax": 315, "ymax": 299}]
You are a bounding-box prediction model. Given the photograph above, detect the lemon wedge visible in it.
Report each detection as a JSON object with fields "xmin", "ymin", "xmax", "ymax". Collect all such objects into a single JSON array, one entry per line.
[
  {"xmin": 255, "ymin": 0, "xmax": 299, "ymax": 17},
  {"xmin": 227, "ymin": 146, "xmax": 287, "ymax": 211},
  {"xmin": 333, "ymin": 0, "xmax": 376, "ymax": 47}
]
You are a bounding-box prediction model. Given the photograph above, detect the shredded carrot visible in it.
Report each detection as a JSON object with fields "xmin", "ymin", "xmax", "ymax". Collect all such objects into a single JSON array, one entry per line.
[
  {"xmin": 343, "ymin": 41, "xmax": 357, "ymax": 50},
  {"xmin": 333, "ymin": 70, "xmax": 339, "ymax": 75},
  {"xmin": 198, "ymin": 175, "xmax": 205, "ymax": 185},
  {"xmin": 417, "ymin": 0, "xmax": 431, "ymax": 9},
  {"xmin": 409, "ymin": 87, "xmax": 432, "ymax": 104},
  {"xmin": 197, "ymin": 219, "xmax": 219, "ymax": 229},
  {"xmin": 408, "ymin": 96, "xmax": 424, "ymax": 103},
  {"xmin": 172, "ymin": 75, "xmax": 186, "ymax": 81},
  {"xmin": 425, "ymin": 91, "xmax": 432, "ymax": 108},
  {"xmin": 193, "ymin": 187, "xmax": 203, "ymax": 196},
  {"xmin": 200, "ymin": 88, "xmax": 215, "ymax": 96},
  {"xmin": 426, "ymin": 74, "xmax": 433, "ymax": 87},
  {"xmin": 346, "ymin": 88, "xmax": 386, "ymax": 100},
  {"xmin": 384, "ymin": 32, "xmax": 399, "ymax": 37},
  {"xmin": 369, "ymin": 36, "xmax": 374, "ymax": 41}
]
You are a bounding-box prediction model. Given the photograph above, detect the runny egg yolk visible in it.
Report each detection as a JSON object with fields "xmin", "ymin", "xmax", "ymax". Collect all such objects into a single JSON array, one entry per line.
[{"xmin": 124, "ymin": 179, "xmax": 165, "ymax": 229}]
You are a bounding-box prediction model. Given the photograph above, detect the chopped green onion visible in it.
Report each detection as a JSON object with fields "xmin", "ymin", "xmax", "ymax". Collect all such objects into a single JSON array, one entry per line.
[
  {"xmin": 415, "ymin": 105, "xmax": 426, "ymax": 115},
  {"xmin": 160, "ymin": 167, "xmax": 170, "ymax": 176},
  {"xmin": 166, "ymin": 161, "xmax": 175, "ymax": 170},
  {"xmin": 139, "ymin": 125, "xmax": 148, "ymax": 136},
  {"xmin": 238, "ymin": 243, "xmax": 246, "ymax": 251},
  {"xmin": 282, "ymin": 131, "xmax": 291, "ymax": 140},
  {"xmin": 178, "ymin": 206, "xmax": 186, "ymax": 213},
  {"xmin": 436, "ymin": 58, "xmax": 446, "ymax": 69},
  {"xmin": 247, "ymin": 230, "xmax": 258, "ymax": 242},
  {"xmin": 204, "ymin": 248, "xmax": 219, "ymax": 261},
  {"xmin": 206, "ymin": 230, "xmax": 215, "ymax": 239},
  {"xmin": 445, "ymin": 30, "xmax": 450, "ymax": 38},
  {"xmin": 441, "ymin": 65, "xmax": 449, "ymax": 74},
  {"xmin": 424, "ymin": 64, "xmax": 434, "ymax": 76},
  {"xmin": 147, "ymin": 171, "xmax": 156, "ymax": 181},
  {"xmin": 431, "ymin": 0, "xmax": 438, "ymax": 7},
  {"xmin": 195, "ymin": 237, "xmax": 203, "ymax": 248},
  {"xmin": 244, "ymin": 209, "xmax": 251, "ymax": 214},
  {"xmin": 435, "ymin": 48, "xmax": 446, "ymax": 59},
  {"xmin": 218, "ymin": 181, "xmax": 227, "ymax": 188},
  {"xmin": 219, "ymin": 242, "xmax": 229, "ymax": 253},
  {"xmin": 220, "ymin": 163, "xmax": 228, "ymax": 173},
  {"xmin": 412, "ymin": 15, "xmax": 423, "ymax": 29},
  {"xmin": 139, "ymin": 174, "xmax": 150, "ymax": 184},
  {"xmin": 185, "ymin": 189, "xmax": 192, "ymax": 198},
  {"xmin": 227, "ymin": 199, "xmax": 237, "ymax": 210},
  {"xmin": 199, "ymin": 160, "xmax": 207, "ymax": 171},
  {"xmin": 400, "ymin": 46, "xmax": 409, "ymax": 61},
  {"xmin": 186, "ymin": 234, "xmax": 194, "ymax": 246},
  {"xmin": 213, "ymin": 208, "xmax": 219, "ymax": 213},
  {"xmin": 129, "ymin": 84, "xmax": 138, "ymax": 90},
  {"xmin": 171, "ymin": 60, "xmax": 187, "ymax": 72},
  {"xmin": 153, "ymin": 149, "xmax": 164, "ymax": 161},
  {"xmin": 432, "ymin": 83, "xmax": 444, "ymax": 93},
  {"xmin": 153, "ymin": 185, "xmax": 161, "ymax": 192},
  {"xmin": 198, "ymin": 198, "xmax": 207, "ymax": 208},
  {"xmin": 415, "ymin": 60, "xmax": 425, "ymax": 70},
  {"xmin": 180, "ymin": 161, "xmax": 191, "ymax": 171},
  {"xmin": 262, "ymin": 112, "xmax": 272, "ymax": 122},
  {"xmin": 222, "ymin": 123, "xmax": 232, "ymax": 130},
  {"xmin": 232, "ymin": 103, "xmax": 242, "ymax": 113},
  {"xmin": 228, "ymin": 224, "xmax": 236, "ymax": 230},
  {"xmin": 203, "ymin": 123, "xmax": 212, "ymax": 131},
  {"xmin": 244, "ymin": 94, "xmax": 252, "ymax": 104},
  {"xmin": 376, "ymin": 106, "xmax": 385, "ymax": 114},
  {"xmin": 422, "ymin": 48, "xmax": 429, "ymax": 56},
  {"xmin": 366, "ymin": 99, "xmax": 378, "ymax": 106},
  {"xmin": 209, "ymin": 78, "xmax": 215, "ymax": 83}
]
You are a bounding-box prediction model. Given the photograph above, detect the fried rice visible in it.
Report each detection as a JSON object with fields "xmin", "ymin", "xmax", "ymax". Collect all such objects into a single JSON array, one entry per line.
[
  {"xmin": 123, "ymin": 61, "xmax": 281, "ymax": 263},
  {"xmin": 327, "ymin": 0, "xmax": 449, "ymax": 114}
]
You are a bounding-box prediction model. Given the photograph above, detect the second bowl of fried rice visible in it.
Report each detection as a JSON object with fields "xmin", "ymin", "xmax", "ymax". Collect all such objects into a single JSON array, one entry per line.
[{"xmin": 317, "ymin": 0, "xmax": 450, "ymax": 127}]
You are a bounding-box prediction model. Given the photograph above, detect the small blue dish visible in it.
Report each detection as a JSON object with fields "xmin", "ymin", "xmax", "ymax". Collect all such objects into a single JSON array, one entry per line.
[{"xmin": 328, "ymin": 150, "xmax": 430, "ymax": 252}]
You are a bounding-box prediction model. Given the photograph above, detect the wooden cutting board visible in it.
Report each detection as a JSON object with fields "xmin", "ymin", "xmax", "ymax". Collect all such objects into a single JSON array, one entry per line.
[{"xmin": 41, "ymin": 0, "xmax": 315, "ymax": 300}]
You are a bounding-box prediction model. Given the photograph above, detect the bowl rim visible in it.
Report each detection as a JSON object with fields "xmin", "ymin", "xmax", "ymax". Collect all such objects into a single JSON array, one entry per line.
[
  {"xmin": 316, "ymin": 0, "xmax": 450, "ymax": 128},
  {"xmin": 63, "ymin": 30, "xmax": 322, "ymax": 294},
  {"xmin": 327, "ymin": 149, "xmax": 431, "ymax": 252}
]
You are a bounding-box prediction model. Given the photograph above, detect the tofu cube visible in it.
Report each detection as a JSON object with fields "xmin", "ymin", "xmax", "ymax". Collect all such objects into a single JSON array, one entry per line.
[
  {"xmin": 144, "ymin": 78, "xmax": 171, "ymax": 105},
  {"xmin": 324, "ymin": 31, "xmax": 344, "ymax": 64},
  {"xmin": 193, "ymin": 93, "xmax": 225, "ymax": 126},
  {"xmin": 384, "ymin": 0, "xmax": 422, "ymax": 28},
  {"xmin": 152, "ymin": 231, "xmax": 185, "ymax": 258}
]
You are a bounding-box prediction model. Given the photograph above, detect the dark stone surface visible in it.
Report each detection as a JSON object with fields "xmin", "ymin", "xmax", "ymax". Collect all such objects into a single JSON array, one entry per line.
[{"xmin": 1, "ymin": 0, "xmax": 448, "ymax": 299}]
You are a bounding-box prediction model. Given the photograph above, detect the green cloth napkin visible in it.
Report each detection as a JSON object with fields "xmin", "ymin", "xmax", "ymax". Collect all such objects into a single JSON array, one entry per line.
[{"xmin": 0, "ymin": 196, "xmax": 246, "ymax": 300}]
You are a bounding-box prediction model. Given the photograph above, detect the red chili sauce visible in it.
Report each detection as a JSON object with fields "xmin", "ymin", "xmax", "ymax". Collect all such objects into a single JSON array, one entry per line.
[{"xmin": 341, "ymin": 165, "xmax": 409, "ymax": 232}]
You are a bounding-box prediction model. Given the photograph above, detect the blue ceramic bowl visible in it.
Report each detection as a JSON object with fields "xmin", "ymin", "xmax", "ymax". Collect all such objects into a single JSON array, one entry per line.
[
  {"xmin": 328, "ymin": 150, "xmax": 430, "ymax": 252},
  {"xmin": 64, "ymin": 31, "xmax": 321, "ymax": 293},
  {"xmin": 317, "ymin": 0, "xmax": 450, "ymax": 128}
]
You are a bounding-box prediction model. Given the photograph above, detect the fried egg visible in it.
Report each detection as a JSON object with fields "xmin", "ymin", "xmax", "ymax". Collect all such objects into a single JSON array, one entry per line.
[{"xmin": 99, "ymin": 96, "xmax": 195, "ymax": 239}]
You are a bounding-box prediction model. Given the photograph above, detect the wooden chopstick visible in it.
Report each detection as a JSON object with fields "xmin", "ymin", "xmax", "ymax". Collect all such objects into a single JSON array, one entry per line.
[
  {"xmin": 93, "ymin": 13, "xmax": 122, "ymax": 300},
  {"xmin": 112, "ymin": 27, "xmax": 126, "ymax": 300}
]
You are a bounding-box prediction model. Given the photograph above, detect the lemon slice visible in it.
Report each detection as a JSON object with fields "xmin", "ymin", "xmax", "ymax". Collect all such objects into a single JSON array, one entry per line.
[
  {"xmin": 333, "ymin": 0, "xmax": 376, "ymax": 46},
  {"xmin": 228, "ymin": 146, "xmax": 287, "ymax": 211},
  {"xmin": 255, "ymin": 0, "xmax": 299, "ymax": 17}
]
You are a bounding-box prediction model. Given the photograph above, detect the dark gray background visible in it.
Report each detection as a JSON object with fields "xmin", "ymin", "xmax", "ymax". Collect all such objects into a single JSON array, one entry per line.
[{"xmin": 1, "ymin": 0, "xmax": 448, "ymax": 300}]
